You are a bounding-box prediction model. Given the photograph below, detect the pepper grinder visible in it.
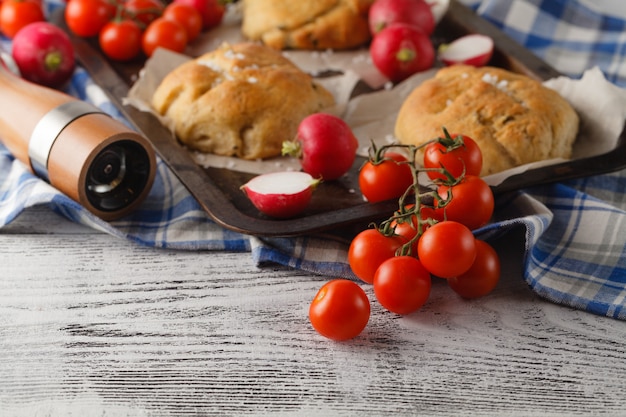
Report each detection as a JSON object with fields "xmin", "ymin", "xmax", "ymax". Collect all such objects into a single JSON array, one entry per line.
[{"xmin": 0, "ymin": 54, "xmax": 156, "ymax": 221}]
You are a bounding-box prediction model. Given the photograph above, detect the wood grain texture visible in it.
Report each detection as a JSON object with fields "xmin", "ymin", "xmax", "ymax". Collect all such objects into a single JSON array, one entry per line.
[{"xmin": 1, "ymin": 208, "xmax": 626, "ymax": 416}]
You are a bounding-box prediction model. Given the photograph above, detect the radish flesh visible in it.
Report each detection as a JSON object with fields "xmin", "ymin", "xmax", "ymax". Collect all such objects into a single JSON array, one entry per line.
[
  {"xmin": 241, "ymin": 171, "xmax": 319, "ymax": 219},
  {"xmin": 438, "ymin": 34, "xmax": 494, "ymax": 67}
]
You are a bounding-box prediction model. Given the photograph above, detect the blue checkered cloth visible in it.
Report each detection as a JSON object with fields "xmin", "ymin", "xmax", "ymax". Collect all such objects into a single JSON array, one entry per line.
[{"xmin": 1, "ymin": 0, "xmax": 625, "ymax": 319}]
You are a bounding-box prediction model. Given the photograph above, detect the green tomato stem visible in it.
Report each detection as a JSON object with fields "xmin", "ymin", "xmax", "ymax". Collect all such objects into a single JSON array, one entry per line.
[{"xmin": 371, "ymin": 127, "xmax": 468, "ymax": 256}]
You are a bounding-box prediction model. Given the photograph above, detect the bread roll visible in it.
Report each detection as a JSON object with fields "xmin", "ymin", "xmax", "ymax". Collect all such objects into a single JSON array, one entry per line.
[
  {"xmin": 394, "ymin": 65, "xmax": 579, "ymax": 175},
  {"xmin": 241, "ymin": 0, "xmax": 374, "ymax": 50},
  {"xmin": 152, "ymin": 42, "xmax": 335, "ymax": 160}
]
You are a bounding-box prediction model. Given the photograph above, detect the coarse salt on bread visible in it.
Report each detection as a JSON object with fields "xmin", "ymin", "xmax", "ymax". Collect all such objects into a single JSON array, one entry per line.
[
  {"xmin": 152, "ymin": 42, "xmax": 335, "ymax": 160},
  {"xmin": 394, "ymin": 65, "xmax": 579, "ymax": 175}
]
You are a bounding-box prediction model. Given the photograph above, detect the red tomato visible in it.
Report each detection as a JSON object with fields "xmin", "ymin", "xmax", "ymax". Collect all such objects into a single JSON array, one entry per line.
[
  {"xmin": 359, "ymin": 152, "xmax": 414, "ymax": 203},
  {"xmin": 417, "ymin": 221, "xmax": 476, "ymax": 279},
  {"xmin": 437, "ymin": 175, "xmax": 494, "ymax": 230},
  {"xmin": 448, "ymin": 240, "xmax": 500, "ymax": 299},
  {"xmin": 389, "ymin": 204, "xmax": 442, "ymax": 255},
  {"xmin": 99, "ymin": 19, "xmax": 142, "ymax": 62},
  {"xmin": 124, "ymin": 0, "xmax": 165, "ymax": 28},
  {"xmin": 423, "ymin": 133, "xmax": 483, "ymax": 181},
  {"xmin": 141, "ymin": 17, "xmax": 188, "ymax": 57},
  {"xmin": 390, "ymin": 213, "xmax": 418, "ymax": 254},
  {"xmin": 373, "ymin": 256, "xmax": 431, "ymax": 315},
  {"xmin": 162, "ymin": 2, "xmax": 202, "ymax": 42},
  {"xmin": 348, "ymin": 228, "xmax": 408, "ymax": 284},
  {"xmin": 0, "ymin": 0, "xmax": 45, "ymax": 38},
  {"xmin": 174, "ymin": 0, "xmax": 224, "ymax": 31},
  {"xmin": 309, "ymin": 279, "xmax": 370, "ymax": 341},
  {"xmin": 64, "ymin": 0, "xmax": 115, "ymax": 37}
]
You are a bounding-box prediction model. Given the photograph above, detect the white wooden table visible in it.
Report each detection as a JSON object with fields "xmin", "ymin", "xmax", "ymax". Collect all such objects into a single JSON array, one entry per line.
[{"xmin": 1, "ymin": 206, "xmax": 625, "ymax": 416}]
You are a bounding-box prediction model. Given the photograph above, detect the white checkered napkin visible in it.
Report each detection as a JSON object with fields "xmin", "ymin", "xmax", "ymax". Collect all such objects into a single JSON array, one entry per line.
[{"xmin": 524, "ymin": 180, "xmax": 626, "ymax": 319}]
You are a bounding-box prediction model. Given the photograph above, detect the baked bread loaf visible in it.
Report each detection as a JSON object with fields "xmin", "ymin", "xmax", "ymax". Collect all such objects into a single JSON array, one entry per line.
[
  {"xmin": 394, "ymin": 65, "xmax": 579, "ymax": 175},
  {"xmin": 151, "ymin": 42, "xmax": 335, "ymax": 160},
  {"xmin": 241, "ymin": 0, "xmax": 374, "ymax": 50}
]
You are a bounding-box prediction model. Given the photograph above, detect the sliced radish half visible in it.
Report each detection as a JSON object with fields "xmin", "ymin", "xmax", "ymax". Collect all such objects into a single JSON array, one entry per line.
[
  {"xmin": 241, "ymin": 171, "xmax": 319, "ymax": 219},
  {"xmin": 438, "ymin": 34, "xmax": 494, "ymax": 67}
]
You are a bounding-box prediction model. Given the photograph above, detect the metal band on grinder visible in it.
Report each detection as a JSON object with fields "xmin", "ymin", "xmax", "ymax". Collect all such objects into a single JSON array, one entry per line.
[{"xmin": 28, "ymin": 101, "xmax": 104, "ymax": 181}]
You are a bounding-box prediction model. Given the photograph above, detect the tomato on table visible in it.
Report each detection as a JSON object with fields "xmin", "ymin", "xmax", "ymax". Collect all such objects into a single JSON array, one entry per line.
[
  {"xmin": 373, "ymin": 255, "xmax": 431, "ymax": 315},
  {"xmin": 64, "ymin": 0, "xmax": 116, "ymax": 37},
  {"xmin": 309, "ymin": 279, "xmax": 370, "ymax": 341},
  {"xmin": 0, "ymin": 0, "xmax": 45, "ymax": 38},
  {"xmin": 99, "ymin": 19, "xmax": 142, "ymax": 62},
  {"xmin": 448, "ymin": 239, "xmax": 501, "ymax": 299}
]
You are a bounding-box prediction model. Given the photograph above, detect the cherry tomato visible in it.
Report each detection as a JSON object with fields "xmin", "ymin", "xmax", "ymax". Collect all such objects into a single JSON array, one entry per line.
[
  {"xmin": 141, "ymin": 17, "xmax": 187, "ymax": 57},
  {"xmin": 99, "ymin": 19, "xmax": 142, "ymax": 62},
  {"xmin": 309, "ymin": 279, "xmax": 370, "ymax": 341},
  {"xmin": 423, "ymin": 133, "xmax": 482, "ymax": 181},
  {"xmin": 65, "ymin": 0, "xmax": 115, "ymax": 37},
  {"xmin": 174, "ymin": 0, "xmax": 224, "ymax": 31},
  {"xmin": 373, "ymin": 256, "xmax": 431, "ymax": 315},
  {"xmin": 389, "ymin": 204, "xmax": 442, "ymax": 255},
  {"xmin": 417, "ymin": 221, "xmax": 476, "ymax": 279},
  {"xmin": 0, "ymin": 0, "xmax": 45, "ymax": 39},
  {"xmin": 124, "ymin": 0, "xmax": 164, "ymax": 28},
  {"xmin": 390, "ymin": 213, "xmax": 418, "ymax": 254},
  {"xmin": 437, "ymin": 175, "xmax": 494, "ymax": 230},
  {"xmin": 448, "ymin": 240, "xmax": 500, "ymax": 299},
  {"xmin": 162, "ymin": 2, "xmax": 202, "ymax": 42},
  {"xmin": 348, "ymin": 228, "xmax": 408, "ymax": 284},
  {"xmin": 359, "ymin": 152, "xmax": 414, "ymax": 203}
]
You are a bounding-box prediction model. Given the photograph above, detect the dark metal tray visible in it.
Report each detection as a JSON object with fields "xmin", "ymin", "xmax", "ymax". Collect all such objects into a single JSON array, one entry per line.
[{"xmin": 55, "ymin": 0, "xmax": 626, "ymax": 237}]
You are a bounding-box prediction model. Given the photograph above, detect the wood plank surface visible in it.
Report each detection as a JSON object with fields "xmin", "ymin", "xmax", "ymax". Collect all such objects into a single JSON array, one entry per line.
[{"xmin": 1, "ymin": 207, "xmax": 626, "ymax": 416}]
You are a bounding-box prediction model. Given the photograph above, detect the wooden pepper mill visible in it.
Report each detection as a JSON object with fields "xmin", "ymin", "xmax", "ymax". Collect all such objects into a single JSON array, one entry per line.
[{"xmin": 0, "ymin": 54, "xmax": 156, "ymax": 221}]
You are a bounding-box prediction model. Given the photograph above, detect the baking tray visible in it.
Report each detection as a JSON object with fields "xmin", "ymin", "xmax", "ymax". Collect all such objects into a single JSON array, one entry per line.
[{"xmin": 54, "ymin": 0, "xmax": 626, "ymax": 237}]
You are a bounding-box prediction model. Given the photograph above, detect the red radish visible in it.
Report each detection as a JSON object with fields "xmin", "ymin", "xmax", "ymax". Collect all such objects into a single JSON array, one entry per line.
[
  {"xmin": 370, "ymin": 23, "xmax": 435, "ymax": 83},
  {"xmin": 11, "ymin": 22, "xmax": 75, "ymax": 88},
  {"xmin": 438, "ymin": 34, "xmax": 494, "ymax": 67},
  {"xmin": 173, "ymin": 0, "xmax": 224, "ymax": 30},
  {"xmin": 282, "ymin": 113, "xmax": 358, "ymax": 181},
  {"xmin": 241, "ymin": 171, "xmax": 319, "ymax": 219},
  {"xmin": 368, "ymin": 0, "xmax": 435, "ymax": 36}
]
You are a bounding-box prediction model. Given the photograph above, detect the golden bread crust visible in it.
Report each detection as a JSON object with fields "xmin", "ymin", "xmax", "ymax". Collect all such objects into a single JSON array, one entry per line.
[
  {"xmin": 241, "ymin": 0, "xmax": 374, "ymax": 50},
  {"xmin": 151, "ymin": 42, "xmax": 335, "ymax": 160},
  {"xmin": 394, "ymin": 65, "xmax": 579, "ymax": 175}
]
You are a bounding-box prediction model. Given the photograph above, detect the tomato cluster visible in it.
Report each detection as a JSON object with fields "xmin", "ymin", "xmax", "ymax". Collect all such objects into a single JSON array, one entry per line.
[
  {"xmin": 309, "ymin": 129, "xmax": 501, "ymax": 341},
  {"xmin": 64, "ymin": 0, "xmax": 225, "ymax": 61}
]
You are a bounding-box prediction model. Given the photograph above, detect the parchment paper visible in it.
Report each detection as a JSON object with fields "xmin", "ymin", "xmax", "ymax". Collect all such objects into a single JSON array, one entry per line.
[{"xmin": 125, "ymin": 2, "xmax": 626, "ymax": 185}]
